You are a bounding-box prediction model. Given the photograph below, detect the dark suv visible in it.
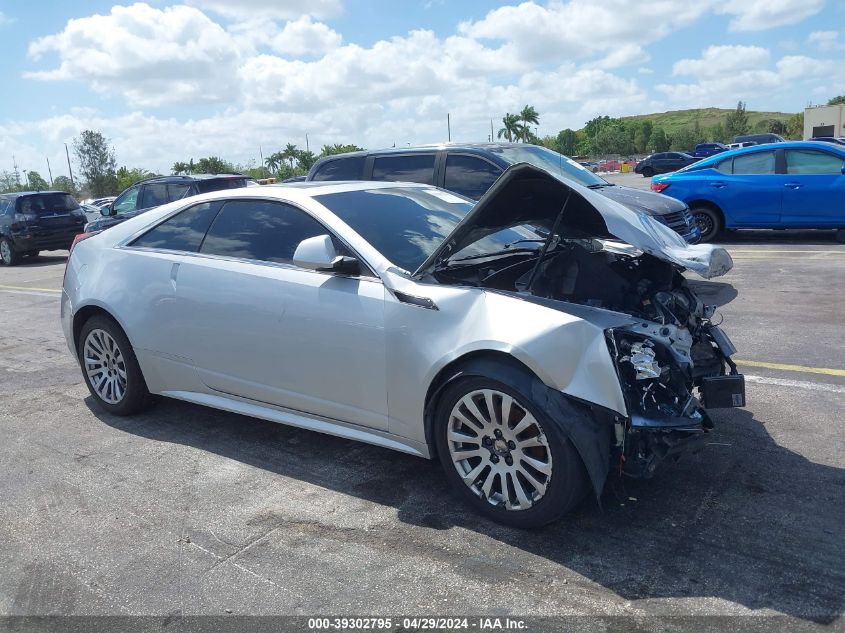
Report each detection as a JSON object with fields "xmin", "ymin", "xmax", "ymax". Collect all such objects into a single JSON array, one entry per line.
[
  {"xmin": 0, "ymin": 191, "xmax": 87, "ymax": 265},
  {"xmin": 86, "ymin": 174, "xmax": 256, "ymax": 232},
  {"xmin": 306, "ymin": 143, "xmax": 700, "ymax": 243}
]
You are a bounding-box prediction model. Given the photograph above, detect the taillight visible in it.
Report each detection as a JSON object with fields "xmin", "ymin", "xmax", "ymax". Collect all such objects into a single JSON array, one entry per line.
[
  {"xmin": 69, "ymin": 231, "xmax": 100, "ymax": 255},
  {"xmin": 651, "ymin": 182, "xmax": 670, "ymax": 193}
]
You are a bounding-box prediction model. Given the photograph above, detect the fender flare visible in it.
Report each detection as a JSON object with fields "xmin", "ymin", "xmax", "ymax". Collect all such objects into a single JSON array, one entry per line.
[{"xmin": 425, "ymin": 355, "xmax": 612, "ymax": 499}]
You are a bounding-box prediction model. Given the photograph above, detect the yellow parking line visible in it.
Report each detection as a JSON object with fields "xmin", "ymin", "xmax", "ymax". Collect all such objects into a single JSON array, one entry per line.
[
  {"xmin": 0, "ymin": 284, "xmax": 61, "ymax": 293},
  {"xmin": 737, "ymin": 359, "xmax": 845, "ymax": 377}
]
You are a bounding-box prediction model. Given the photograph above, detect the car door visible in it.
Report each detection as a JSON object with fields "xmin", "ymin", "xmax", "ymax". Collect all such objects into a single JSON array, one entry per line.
[
  {"xmin": 709, "ymin": 150, "xmax": 783, "ymax": 227},
  {"xmin": 780, "ymin": 148, "xmax": 845, "ymax": 227},
  {"xmin": 173, "ymin": 198, "xmax": 389, "ymax": 430},
  {"xmin": 651, "ymin": 153, "xmax": 670, "ymax": 173},
  {"xmin": 443, "ymin": 153, "xmax": 503, "ymax": 200},
  {"xmin": 111, "ymin": 184, "xmax": 141, "ymax": 217}
]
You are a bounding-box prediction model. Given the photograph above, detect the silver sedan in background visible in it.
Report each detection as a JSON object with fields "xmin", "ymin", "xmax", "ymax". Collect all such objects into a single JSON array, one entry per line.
[{"xmin": 61, "ymin": 165, "xmax": 745, "ymax": 527}]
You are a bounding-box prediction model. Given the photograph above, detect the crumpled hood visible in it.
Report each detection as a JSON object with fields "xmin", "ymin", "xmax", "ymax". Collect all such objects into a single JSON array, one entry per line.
[
  {"xmin": 413, "ymin": 163, "xmax": 733, "ymax": 279},
  {"xmin": 594, "ymin": 183, "xmax": 687, "ymax": 216}
]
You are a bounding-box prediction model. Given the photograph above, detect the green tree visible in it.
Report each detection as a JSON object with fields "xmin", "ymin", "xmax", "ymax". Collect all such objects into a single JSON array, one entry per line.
[
  {"xmin": 25, "ymin": 170, "xmax": 50, "ymax": 191},
  {"xmin": 647, "ymin": 127, "xmax": 669, "ymax": 152},
  {"xmin": 724, "ymin": 101, "xmax": 750, "ymax": 140},
  {"xmin": 280, "ymin": 143, "xmax": 299, "ymax": 170},
  {"xmin": 195, "ymin": 156, "xmax": 234, "ymax": 174},
  {"xmin": 116, "ymin": 166, "xmax": 155, "ymax": 192},
  {"xmin": 264, "ymin": 152, "xmax": 283, "ymax": 173},
  {"xmin": 0, "ymin": 170, "xmax": 22, "ymax": 193},
  {"xmin": 518, "ymin": 105, "xmax": 540, "ymax": 142},
  {"xmin": 319, "ymin": 143, "xmax": 365, "ymax": 156},
  {"xmin": 671, "ymin": 127, "xmax": 697, "ymax": 152},
  {"xmin": 583, "ymin": 115, "xmax": 613, "ymax": 139},
  {"xmin": 52, "ymin": 175, "xmax": 78, "ymax": 196},
  {"xmin": 171, "ymin": 161, "xmax": 191, "ymax": 175},
  {"xmin": 555, "ymin": 129, "xmax": 578, "ymax": 156},
  {"xmin": 707, "ymin": 123, "xmax": 726, "ymax": 144},
  {"xmin": 497, "ymin": 113, "xmax": 523, "ymax": 142},
  {"xmin": 785, "ymin": 112, "xmax": 804, "ymax": 139},
  {"xmin": 827, "ymin": 95, "xmax": 845, "ymax": 106},
  {"xmin": 73, "ymin": 130, "xmax": 118, "ymax": 196},
  {"xmin": 296, "ymin": 149, "xmax": 318, "ymax": 171},
  {"xmin": 594, "ymin": 124, "xmax": 633, "ymax": 155}
]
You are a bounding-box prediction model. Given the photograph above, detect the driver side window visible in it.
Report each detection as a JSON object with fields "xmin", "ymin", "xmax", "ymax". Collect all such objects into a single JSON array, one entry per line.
[{"xmin": 113, "ymin": 185, "xmax": 141, "ymax": 215}]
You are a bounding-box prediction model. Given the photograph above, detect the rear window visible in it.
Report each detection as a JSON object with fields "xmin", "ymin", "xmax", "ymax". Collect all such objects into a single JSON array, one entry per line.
[
  {"xmin": 311, "ymin": 156, "xmax": 365, "ymax": 181},
  {"xmin": 195, "ymin": 178, "xmax": 250, "ymax": 194},
  {"xmin": 372, "ymin": 154, "xmax": 436, "ymax": 185},
  {"xmin": 17, "ymin": 193, "xmax": 80, "ymax": 215}
]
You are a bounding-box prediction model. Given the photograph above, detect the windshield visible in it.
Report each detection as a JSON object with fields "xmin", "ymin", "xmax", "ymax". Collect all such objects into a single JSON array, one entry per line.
[
  {"xmin": 315, "ymin": 187, "xmax": 541, "ymax": 272},
  {"xmin": 196, "ymin": 178, "xmax": 251, "ymax": 193},
  {"xmin": 17, "ymin": 193, "xmax": 80, "ymax": 215},
  {"xmin": 490, "ymin": 145, "xmax": 608, "ymax": 187}
]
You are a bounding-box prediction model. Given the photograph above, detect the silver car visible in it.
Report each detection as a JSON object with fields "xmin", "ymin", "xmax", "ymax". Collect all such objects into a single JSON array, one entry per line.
[{"xmin": 61, "ymin": 164, "xmax": 745, "ymax": 527}]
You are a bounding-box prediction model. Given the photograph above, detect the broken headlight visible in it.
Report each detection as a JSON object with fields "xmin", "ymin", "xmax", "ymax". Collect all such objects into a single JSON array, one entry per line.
[{"xmin": 621, "ymin": 340, "xmax": 662, "ymax": 380}]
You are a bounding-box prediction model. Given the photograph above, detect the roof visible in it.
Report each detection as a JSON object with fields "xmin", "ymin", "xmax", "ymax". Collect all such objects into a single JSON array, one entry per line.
[
  {"xmin": 693, "ymin": 140, "xmax": 845, "ymax": 166},
  {"xmin": 142, "ymin": 173, "xmax": 248, "ymax": 182},
  {"xmin": 312, "ymin": 142, "xmax": 539, "ymax": 162},
  {"xmin": 0, "ymin": 190, "xmax": 75, "ymax": 198}
]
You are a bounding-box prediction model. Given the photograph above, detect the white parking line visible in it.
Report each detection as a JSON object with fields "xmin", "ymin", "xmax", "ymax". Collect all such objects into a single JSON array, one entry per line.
[
  {"xmin": 0, "ymin": 288, "xmax": 61, "ymax": 298},
  {"xmin": 746, "ymin": 375, "xmax": 845, "ymax": 395}
]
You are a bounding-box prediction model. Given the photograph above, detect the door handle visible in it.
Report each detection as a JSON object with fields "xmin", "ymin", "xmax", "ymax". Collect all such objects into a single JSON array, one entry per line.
[
  {"xmin": 710, "ymin": 181, "xmax": 727, "ymax": 189},
  {"xmin": 784, "ymin": 182, "xmax": 803, "ymax": 190}
]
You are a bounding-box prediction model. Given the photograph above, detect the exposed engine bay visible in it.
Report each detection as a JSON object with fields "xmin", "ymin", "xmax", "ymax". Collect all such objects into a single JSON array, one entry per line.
[{"xmin": 434, "ymin": 237, "xmax": 746, "ymax": 479}]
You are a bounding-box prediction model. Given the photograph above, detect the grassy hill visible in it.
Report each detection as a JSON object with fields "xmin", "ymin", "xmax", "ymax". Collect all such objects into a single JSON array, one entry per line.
[{"xmin": 619, "ymin": 107, "xmax": 794, "ymax": 137}]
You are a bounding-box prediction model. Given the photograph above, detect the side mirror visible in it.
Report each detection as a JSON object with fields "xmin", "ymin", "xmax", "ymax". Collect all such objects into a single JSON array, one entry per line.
[
  {"xmin": 101, "ymin": 203, "xmax": 115, "ymax": 217},
  {"xmin": 293, "ymin": 234, "xmax": 359, "ymax": 274},
  {"xmin": 841, "ymin": 164, "xmax": 845, "ymax": 176}
]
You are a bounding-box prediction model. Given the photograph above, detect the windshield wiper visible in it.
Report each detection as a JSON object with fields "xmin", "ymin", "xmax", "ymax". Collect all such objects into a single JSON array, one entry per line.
[
  {"xmin": 587, "ymin": 183, "xmax": 613, "ymax": 189},
  {"xmin": 439, "ymin": 246, "xmax": 540, "ymax": 266}
]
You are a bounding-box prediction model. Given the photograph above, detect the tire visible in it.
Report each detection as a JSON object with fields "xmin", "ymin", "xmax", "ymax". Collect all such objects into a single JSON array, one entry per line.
[
  {"xmin": 0, "ymin": 237, "xmax": 21, "ymax": 266},
  {"xmin": 434, "ymin": 376, "xmax": 588, "ymax": 528},
  {"xmin": 642, "ymin": 167, "xmax": 655, "ymax": 178},
  {"xmin": 691, "ymin": 206, "xmax": 723, "ymax": 243},
  {"xmin": 25, "ymin": 250, "xmax": 40, "ymax": 258},
  {"xmin": 77, "ymin": 314, "xmax": 153, "ymax": 416}
]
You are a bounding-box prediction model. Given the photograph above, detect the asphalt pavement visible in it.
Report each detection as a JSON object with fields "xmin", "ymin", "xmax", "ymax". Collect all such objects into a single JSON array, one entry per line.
[{"xmin": 0, "ymin": 200, "xmax": 843, "ymax": 630}]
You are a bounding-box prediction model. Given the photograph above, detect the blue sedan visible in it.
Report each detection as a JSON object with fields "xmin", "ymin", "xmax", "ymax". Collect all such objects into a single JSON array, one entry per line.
[{"xmin": 651, "ymin": 141, "xmax": 845, "ymax": 242}]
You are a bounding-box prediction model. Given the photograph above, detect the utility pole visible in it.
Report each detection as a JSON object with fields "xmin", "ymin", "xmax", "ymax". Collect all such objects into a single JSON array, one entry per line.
[
  {"xmin": 12, "ymin": 155, "xmax": 20, "ymax": 184},
  {"xmin": 490, "ymin": 119, "xmax": 494, "ymax": 143},
  {"xmin": 46, "ymin": 157, "xmax": 53, "ymax": 186},
  {"xmin": 305, "ymin": 133, "xmax": 309, "ymax": 153},
  {"xmin": 259, "ymin": 146, "xmax": 267, "ymax": 178},
  {"xmin": 64, "ymin": 143, "xmax": 75, "ymax": 188},
  {"xmin": 447, "ymin": 113, "xmax": 451, "ymax": 142}
]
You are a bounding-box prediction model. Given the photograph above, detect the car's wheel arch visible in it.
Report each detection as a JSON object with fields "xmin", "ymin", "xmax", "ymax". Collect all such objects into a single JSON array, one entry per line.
[
  {"xmin": 423, "ymin": 350, "xmax": 612, "ymax": 499},
  {"xmin": 72, "ymin": 302, "xmax": 134, "ymax": 357},
  {"xmin": 688, "ymin": 199, "xmax": 726, "ymax": 224}
]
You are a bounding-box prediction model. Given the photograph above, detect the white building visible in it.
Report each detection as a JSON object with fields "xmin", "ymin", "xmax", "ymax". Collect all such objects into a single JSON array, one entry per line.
[{"xmin": 804, "ymin": 105, "xmax": 845, "ymax": 139}]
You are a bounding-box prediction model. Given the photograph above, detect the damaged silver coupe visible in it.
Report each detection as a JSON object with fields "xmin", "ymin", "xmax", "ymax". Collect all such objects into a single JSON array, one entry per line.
[{"xmin": 62, "ymin": 163, "xmax": 745, "ymax": 527}]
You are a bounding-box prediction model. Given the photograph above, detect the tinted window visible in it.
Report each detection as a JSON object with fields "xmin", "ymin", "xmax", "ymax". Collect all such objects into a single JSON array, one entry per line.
[
  {"xmin": 17, "ymin": 193, "xmax": 80, "ymax": 215},
  {"xmin": 200, "ymin": 200, "xmax": 327, "ymax": 264},
  {"xmin": 195, "ymin": 178, "xmax": 249, "ymax": 194},
  {"xmin": 731, "ymin": 151, "xmax": 775, "ymax": 175},
  {"xmin": 113, "ymin": 186, "xmax": 140, "ymax": 214},
  {"xmin": 715, "ymin": 158, "xmax": 733, "ymax": 174},
  {"xmin": 372, "ymin": 154, "xmax": 436, "ymax": 185},
  {"xmin": 315, "ymin": 187, "xmax": 537, "ymax": 272},
  {"xmin": 131, "ymin": 201, "xmax": 221, "ymax": 252},
  {"xmin": 168, "ymin": 183, "xmax": 193, "ymax": 201},
  {"xmin": 140, "ymin": 183, "xmax": 169, "ymax": 209},
  {"xmin": 444, "ymin": 155, "xmax": 502, "ymax": 200},
  {"xmin": 785, "ymin": 149, "xmax": 845, "ymax": 175},
  {"xmin": 311, "ymin": 157, "xmax": 365, "ymax": 181}
]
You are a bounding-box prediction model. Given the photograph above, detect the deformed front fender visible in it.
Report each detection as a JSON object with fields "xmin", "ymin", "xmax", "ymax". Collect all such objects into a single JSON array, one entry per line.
[{"xmin": 427, "ymin": 355, "xmax": 613, "ymax": 500}]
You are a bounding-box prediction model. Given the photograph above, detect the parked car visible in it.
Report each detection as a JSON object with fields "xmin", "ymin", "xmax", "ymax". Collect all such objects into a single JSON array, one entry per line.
[
  {"xmin": 690, "ymin": 143, "xmax": 728, "ymax": 158},
  {"xmin": 307, "ymin": 143, "xmax": 700, "ymax": 243},
  {"xmin": 85, "ymin": 174, "xmax": 256, "ymax": 233},
  {"xmin": 634, "ymin": 152, "xmax": 699, "ymax": 177},
  {"xmin": 578, "ymin": 161, "xmax": 599, "ymax": 172},
  {"xmin": 651, "ymin": 141, "xmax": 845, "ymax": 242},
  {"xmin": 727, "ymin": 142, "xmax": 757, "ymax": 150},
  {"xmin": 734, "ymin": 133, "xmax": 785, "ymax": 145},
  {"xmin": 0, "ymin": 191, "xmax": 86, "ymax": 265},
  {"xmin": 808, "ymin": 137, "xmax": 845, "ymax": 146},
  {"xmin": 62, "ymin": 165, "xmax": 743, "ymax": 527},
  {"xmin": 85, "ymin": 196, "xmax": 116, "ymax": 208},
  {"xmin": 597, "ymin": 159, "xmax": 621, "ymax": 172}
]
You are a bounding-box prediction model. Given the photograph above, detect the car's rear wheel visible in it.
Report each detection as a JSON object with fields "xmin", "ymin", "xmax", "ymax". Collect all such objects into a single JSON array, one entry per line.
[
  {"xmin": 435, "ymin": 377, "xmax": 588, "ymax": 528},
  {"xmin": 78, "ymin": 315, "xmax": 152, "ymax": 416},
  {"xmin": 0, "ymin": 237, "xmax": 21, "ymax": 266},
  {"xmin": 642, "ymin": 167, "xmax": 655, "ymax": 178},
  {"xmin": 691, "ymin": 206, "xmax": 722, "ymax": 242}
]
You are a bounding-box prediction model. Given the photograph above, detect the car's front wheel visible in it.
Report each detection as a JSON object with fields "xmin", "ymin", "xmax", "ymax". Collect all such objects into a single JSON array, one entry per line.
[
  {"xmin": 691, "ymin": 206, "xmax": 723, "ymax": 242},
  {"xmin": 78, "ymin": 315, "xmax": 152, "ymax": 415},
  {"xmin": 435, "ymin": 377, "xmax": 588, "ymax": 528},
  {"xmin": 0, "ymin": 237, "xmax": 21, "ymax": 266},
  {"xmin": 642, "ymin": 167, "xmax": 655, "ymax": 178}
]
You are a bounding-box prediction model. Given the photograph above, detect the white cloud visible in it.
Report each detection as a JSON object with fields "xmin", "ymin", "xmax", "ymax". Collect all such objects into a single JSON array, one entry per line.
[
  {"xmin": 185, "ymin": 0, "xmax": 343, "ymax": 20},
  {"xmin": 716, "ymin": 0, "xmax": 826, "ymax": 32},
  {"xmin": 0, "ymin": 11, "xmax": 16, "ymax": 26},
  {"xmin": 808, "ymin": 30, "xmax": 845, "ymax": 51},
  {"xmin": 26, "ymin": 3, "xmax": 243, "ymax": 106},
  {"xmin": 271, "ymin": 17, "xmax": 342, "ymax": 56},
  {"xmin": 658, "ymin": 45, "xmax": 837, "ymax": 107},
  {"xmin": 458, "ymin": 0, "xmax": 710, "ymax": 65}
]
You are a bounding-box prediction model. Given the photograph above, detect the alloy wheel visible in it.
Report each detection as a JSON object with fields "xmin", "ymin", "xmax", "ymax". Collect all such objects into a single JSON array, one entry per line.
[
  {"xmin": 83, "ymin": 328, "xmax": 128, "ymax": 404},
  {"xmin": 447, "ymin": 389, "xmax": 553, "ymax": 511},
  {"xmin": 0, "ymin": 240, "xmax": 11, "ymax": 264},
  {"xmin": 694, "ymin": 212, "xmax": 714, "ymax": 238}
]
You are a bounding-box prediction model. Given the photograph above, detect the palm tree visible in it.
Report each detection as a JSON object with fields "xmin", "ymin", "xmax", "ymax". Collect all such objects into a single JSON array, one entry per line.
[
  {"xmin": 497, "ymin": 113, "xmax": 523, "ymax": 142},
  {"xmin": 519, "ymin": 105, "xmax": 539, "ymax": 142},
  {"xmin": 264, "ymin": 152, "xmax": 282, "ymax": 173},
  {"xmin": 282, "ymin": 143, "xmax": 299, "ymax": 170}
]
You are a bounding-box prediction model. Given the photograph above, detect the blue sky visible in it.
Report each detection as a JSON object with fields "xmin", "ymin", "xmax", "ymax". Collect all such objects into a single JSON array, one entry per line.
[{"xmin": 1, "ymin": 0, "xmax": 844, "ymax": 177}]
